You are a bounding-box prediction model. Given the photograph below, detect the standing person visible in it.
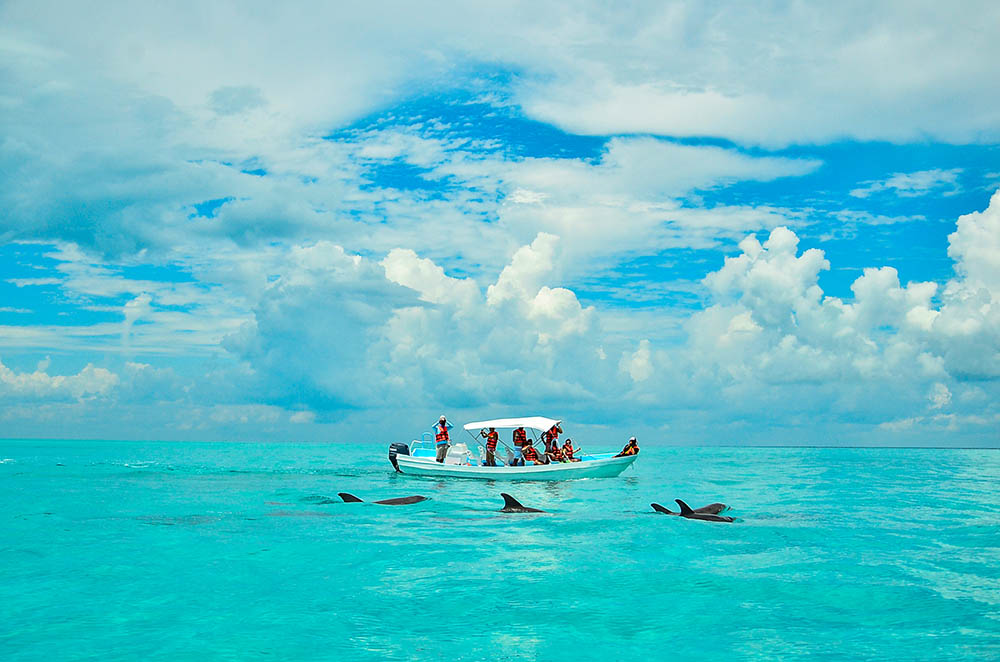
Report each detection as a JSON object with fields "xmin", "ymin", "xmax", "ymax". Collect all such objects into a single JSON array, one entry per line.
[
  {"xmin": 511, "ymin": 426, "xmax": 527, "ymax": 466},
  {"xmin": 479, "ymin": 427, "xmax": 499, "ymax": 466},
  {"xmin": 434, "ymin": 415, "xmax": 452, "ymax": 463},
  {"xmin": 543, "ymin": 423, "xmax": 562, "ymax": 454}
]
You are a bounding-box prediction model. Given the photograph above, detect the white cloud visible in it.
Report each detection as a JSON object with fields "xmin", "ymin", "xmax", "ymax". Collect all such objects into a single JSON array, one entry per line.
[
  {"xmin": 513, "ymin": 4, "xmax": 1000, "ymax": 146},
  {"xmin": 0, "ymin": 357, "xmax": 118, "ymax": 401},
  {"xmin": 850, "ymin": 169, "xmax": 963, "ymax": 199},
  {"xmin": 289, "ymin": 410, "xmax": 316, "ymax": 424},
  {"xmin": 947, "ymin": 189, "xmax": 1000, "ymax": 292}
]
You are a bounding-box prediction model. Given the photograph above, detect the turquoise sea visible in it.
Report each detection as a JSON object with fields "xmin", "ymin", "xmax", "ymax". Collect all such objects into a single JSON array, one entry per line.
[{"xmin": 2, "ymin": 440, "xmax": 998, "ymax": 661}]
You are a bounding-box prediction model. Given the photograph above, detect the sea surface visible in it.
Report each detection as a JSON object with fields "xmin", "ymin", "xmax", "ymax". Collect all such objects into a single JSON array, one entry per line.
[{"xmin": 1, "ymin": 440, "xmax": 998, "ymax": 661}]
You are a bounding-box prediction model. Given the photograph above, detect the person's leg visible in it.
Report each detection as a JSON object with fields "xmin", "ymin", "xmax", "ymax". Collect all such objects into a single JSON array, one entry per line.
[
  {"xmin": 436, "ymin": 444, "xmax": 448, "ymax": 462},
  {"xmin": 486, "ymin": 449, "xmax": 495, "ymax": 466}
]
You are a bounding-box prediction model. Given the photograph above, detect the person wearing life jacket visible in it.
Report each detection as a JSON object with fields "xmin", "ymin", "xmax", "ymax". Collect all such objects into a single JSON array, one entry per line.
[
  {"xmin": 511, "ymin": 426, "xmax": 527, "ymax": 466},
  {"xmin": 479, "ymin": 426, "xmax": 499, "ymax": 466},
  {"xmin": 434, "ymin": 415, "xmax": 452, "ymax": 463},
  {"xmin": 561, "ymin": 439, "xmax": 581, "ymax": 462},
  {"xmin": 542, "ymin": 423, "xmax": 562, "ymax": 454},
  {"xmin": 547, "ymin": 443, "xmax": 565, "ymax": 463},
  {"xmin": 615, "ymin": 436, "xmax": 639, "ymax": 457},
  {"xmin": 521, "ymin": 441, "xmax": 542, "ymax": 465}
]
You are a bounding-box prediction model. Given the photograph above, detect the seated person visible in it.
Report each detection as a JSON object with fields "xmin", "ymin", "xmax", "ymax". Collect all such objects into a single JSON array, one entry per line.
[
  {"xmin": 561, "ymin": 439, "xmax": 581, "ymax": 462},
  {"xmin": 521, "ymin": 443, "xmax": 544, "ymax": 465},
  {"xmin": 546, "ymin": 444, "xmax": 565, "ymax": 463},
  {"xmin": 615, "ymin": 437, "xmax": 640, "ymax": 457}
]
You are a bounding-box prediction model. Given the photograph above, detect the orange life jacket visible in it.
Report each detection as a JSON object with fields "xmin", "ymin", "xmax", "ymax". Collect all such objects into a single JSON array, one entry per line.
[
  {"xmin": 435, "ymin": 423, "xmax": 449, "ymax": 445},
  {"xmin": 512, "ymin": 428, "xmax": 526, "ymax": 445},
  {"xmin": 562, "ymin": 442, "xmax": 575, "ymax": 459},
  {"xmin": 522, "ymin": 444, "xmax": 539, "ymax": 462},
  {"xmin": 486, "ymin": 430, "xmax": 498, "ymax": 450}
]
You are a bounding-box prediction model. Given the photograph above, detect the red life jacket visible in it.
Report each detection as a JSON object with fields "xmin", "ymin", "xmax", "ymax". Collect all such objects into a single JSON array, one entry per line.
[
  {"xmin": 512, "ymin": 428, "xmax": 526, "ymax": 445},
  {"xmin": 435, "ymin": 423, "xmax": 449, "ymax": 445},
  {"xmin": 522, "ymin": 444, "xmax": 539, "ymax": 462},
  {"xmin": 561, "ymin": 442, "xmax": 574, "ymax": 459},
  {"xmin": 486, "ymin": 430, "xmax": 498, "ymax": 451}
]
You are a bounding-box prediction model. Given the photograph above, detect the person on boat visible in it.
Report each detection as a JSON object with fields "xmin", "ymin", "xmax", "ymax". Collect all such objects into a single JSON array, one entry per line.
[
  {"xmin": 479, "ymin": 427, "xmax": 499, "ymax": 466},
  {"xmin": 510, "ymin": 426, "xmax": 527, "ymax": 466},
  {"xmin": 542, "ymin": 423, "xmax": 562, "ymax": 454},
  {"xmin": 521, "ymin": 441, "xmax": 544, "ymax": 465},
  {"xmin": 434, "ymin": 415, "xmax": 452, "ymax": 463},
  {"xmin": 615, "ymin": 437, "xmax": 639, "ymax": 457},
  {"xmin": 546, "ymin": 442, "xmax": 565, "ymax": 463},
  {"xmin": 561, "ymin": 439, "xmax": 581, "ymax": 462}
]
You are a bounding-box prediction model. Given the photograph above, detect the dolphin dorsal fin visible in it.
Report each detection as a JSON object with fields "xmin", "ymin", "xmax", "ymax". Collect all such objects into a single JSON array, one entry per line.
[
  {"xmin": 501, "ymin": 493, "xmax": 524, "ymax": 510},
  {"xmin": 675, "ymin": 499, "xmax": 695, "ymax": 515},
  {"xmin": 338, "ymin": 492, "xmax": 364, "ymax": 503}
]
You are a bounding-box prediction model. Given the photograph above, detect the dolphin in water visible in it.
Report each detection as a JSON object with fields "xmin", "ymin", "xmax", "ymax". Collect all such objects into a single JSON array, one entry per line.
[
  {"xmin": 651, "ymin": 499, "xmax": 735, "ymax": 523},
  {"xmin": 338, "ymin": 492, "xmax": 429, "ymax": 506},
  {"xmin": 499, "ymin": 493, "xmax": 545, "ymax": 513}
]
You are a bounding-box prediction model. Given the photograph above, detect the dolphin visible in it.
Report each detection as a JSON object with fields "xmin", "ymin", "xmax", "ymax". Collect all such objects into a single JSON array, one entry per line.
[
  {"xmin": 338, "ymin": 492, "xmax": 429, "ymax": 506},
  {"xmin": 499, "ymin": 493, "xmax": 545, "ymax": 513},
  {"xmin": 651, "ymin": 501, "xmax": 728, "ymax": 516},
  {"xmin": 651, "ymin": 499, "xmax": 735, "ymax": 523}
]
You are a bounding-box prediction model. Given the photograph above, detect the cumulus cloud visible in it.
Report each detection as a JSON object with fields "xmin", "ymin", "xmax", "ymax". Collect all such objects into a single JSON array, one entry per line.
[
  {"xmin": 623, "ymin": 193, "xmax": 1000, "ymax": 434},
  {"xmin": 0, "ymin": 357, "xmax": 118, "ymax": 401},
  {"xmin": 224, "ymin": 233, "xmax": 604, "ymax": 413}
]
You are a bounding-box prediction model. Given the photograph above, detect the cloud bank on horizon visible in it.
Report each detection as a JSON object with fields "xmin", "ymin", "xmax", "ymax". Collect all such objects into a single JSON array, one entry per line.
[{"xmin": 0, "ymin": 1, "xmax": 998, "ymax": 445}]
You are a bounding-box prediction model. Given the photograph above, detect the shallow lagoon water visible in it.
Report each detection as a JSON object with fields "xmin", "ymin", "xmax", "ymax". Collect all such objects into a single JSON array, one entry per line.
[{"xmin": 2, "ymin": 440, "xmax": 998, "ymax": 661}]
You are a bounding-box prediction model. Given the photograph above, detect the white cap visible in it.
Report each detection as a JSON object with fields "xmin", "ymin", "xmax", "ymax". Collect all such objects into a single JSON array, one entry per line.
[
  {"xmin": 439, "ymin": 415, "xmax": 447, "ymax": 421},
  {"xmin": 629, "ymin": 436, "xmax": 637, "ymax": 442}
]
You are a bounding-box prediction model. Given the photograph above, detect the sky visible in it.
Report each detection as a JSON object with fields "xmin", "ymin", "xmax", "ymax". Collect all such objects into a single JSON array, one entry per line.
[{"xmin": 1, "ymin": 1, "xmax": 998, "ymax": 446}]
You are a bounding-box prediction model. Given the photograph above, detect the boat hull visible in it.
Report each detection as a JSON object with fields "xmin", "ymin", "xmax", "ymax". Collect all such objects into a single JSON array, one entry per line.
[{"xmin": 393, "ymin": 452, "xmax": 637, "ymax": 480}]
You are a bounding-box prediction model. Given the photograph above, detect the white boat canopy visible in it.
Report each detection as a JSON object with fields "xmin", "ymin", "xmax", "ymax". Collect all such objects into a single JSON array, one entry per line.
[{"xmin": 462, "ymin": 416, "xmax": 560, "ymax": 432}]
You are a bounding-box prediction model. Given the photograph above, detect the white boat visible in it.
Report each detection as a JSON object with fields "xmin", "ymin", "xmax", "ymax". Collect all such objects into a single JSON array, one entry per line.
[{"xmin": 388, "ymin": 416, "xmax": 638, "ymax": 481}]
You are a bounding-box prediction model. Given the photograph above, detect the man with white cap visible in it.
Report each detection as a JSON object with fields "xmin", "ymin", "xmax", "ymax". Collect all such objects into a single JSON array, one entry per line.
[
  {"xmin": 434, "ymin": 415, "xmax": 452, "ymax": 463},
  {"xmin": 615, "ymin": 436, "xmax": 640, "ymax": 457}
]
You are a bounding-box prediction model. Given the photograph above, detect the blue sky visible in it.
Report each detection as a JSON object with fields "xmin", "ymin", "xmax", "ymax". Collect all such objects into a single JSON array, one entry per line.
[{"xmin": 1, "ymin": 2, "xmax": 998, "ymax": 446}]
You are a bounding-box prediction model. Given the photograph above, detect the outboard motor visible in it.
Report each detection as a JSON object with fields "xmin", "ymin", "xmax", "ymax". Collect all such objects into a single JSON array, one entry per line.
[{"xmin": 388, "ymin": 442, "xmax": 409, "ymax": 472}]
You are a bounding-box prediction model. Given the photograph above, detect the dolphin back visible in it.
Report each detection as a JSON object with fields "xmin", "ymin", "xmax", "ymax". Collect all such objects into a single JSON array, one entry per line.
[
  {"xmin": 372, "ymin": 495, "xmax": 429, "ymax": 505},
  {"xmin": 675, "ymin": 499, "xmax": 695, "ymax": 516},
  {"xmin": 338, "ymin": 492, "xmax": 364, "ymax": 503},
  {"xmin": 500, "ymin": 493, "xmax": 526, "ymax": 511}
]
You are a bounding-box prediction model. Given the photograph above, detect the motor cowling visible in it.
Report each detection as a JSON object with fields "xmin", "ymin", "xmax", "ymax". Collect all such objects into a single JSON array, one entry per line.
[{"xmin": 388, "ymin": 442, "xmax": 409, "ymax": 472}]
